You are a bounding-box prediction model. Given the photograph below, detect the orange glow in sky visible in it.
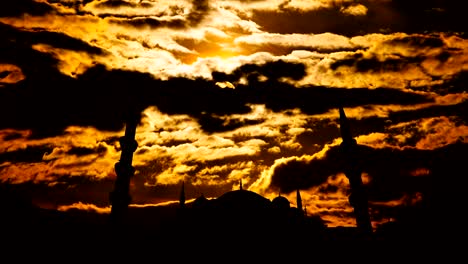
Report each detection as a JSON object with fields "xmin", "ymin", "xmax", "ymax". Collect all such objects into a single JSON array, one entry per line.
[{"xmin": 0, "ymin": 0, "xmax": 467, "ymax": 233}]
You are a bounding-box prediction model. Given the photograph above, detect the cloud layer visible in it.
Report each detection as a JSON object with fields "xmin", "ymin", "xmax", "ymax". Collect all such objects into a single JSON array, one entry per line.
[{"xmin": 0, "ymin": 0, "xmax": 466, "ymax": 229}]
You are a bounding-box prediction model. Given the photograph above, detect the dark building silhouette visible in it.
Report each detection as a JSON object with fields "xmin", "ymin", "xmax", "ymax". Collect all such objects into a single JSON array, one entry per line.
[
  {"xmin": 174, "ymin": 181, "xmax": 326, "ymax": 243},
  {"xmin": 103, "ymin": 107, "xmax": 376, "ymax": 244},
  {"xmin": 338, "ymin": 107, "xmax": 373, "ymax": 236}
]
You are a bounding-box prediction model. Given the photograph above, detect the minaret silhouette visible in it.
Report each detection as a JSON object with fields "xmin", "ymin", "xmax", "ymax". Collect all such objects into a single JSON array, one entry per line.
[
  {"xmin": 109, "ymin": 112, "xmax": 138, "ymax": 224},
  {"xmin": 296, "ymin": 189, "xmax": 303, "ymax": 214},
  {"xmin": 179, "ymin": 181, "xmax": 186, "ymax": 208},
  {"xmin": 338, "ymin": 107, "xmax": 373, "ymax": 236},
  {"xmin": 239, "ymin": 179, "xmax": 243, "ymax": 190}
]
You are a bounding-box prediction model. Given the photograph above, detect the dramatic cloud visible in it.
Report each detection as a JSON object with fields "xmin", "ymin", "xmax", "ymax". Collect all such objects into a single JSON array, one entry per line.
[
  {"xmin": 262, "ymin": 139, "xmax": 467, "ymax": 227},
  {"xmin": 0, "ymin": 64, "xmax": 25, "ymax": 85},
  {"xmin": 58, "ymin": 202, "xmax": 110, "ymax": 214},
  {"xmin": 0, "ymin": 0, "xmax": 55, "ymax": 18},
  {"xmin": 0, "ymin": 0, "xmax": 466, "ymax": 230},
  {"xmin": 249, "ymin": 0, "xmax": 465, "ymax": 36}
]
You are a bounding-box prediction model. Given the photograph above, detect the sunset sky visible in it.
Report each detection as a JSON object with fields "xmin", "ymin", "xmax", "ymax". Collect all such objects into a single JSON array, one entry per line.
[{"xmin": 0, "ymin": 0, "xmax": 466, "ymax": 229}]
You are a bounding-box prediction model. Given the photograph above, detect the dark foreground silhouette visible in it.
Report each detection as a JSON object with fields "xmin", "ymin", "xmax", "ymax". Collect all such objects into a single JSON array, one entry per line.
[
  {"xmin": 1, "ymin": 108, "xmax": 458, "ymax": 260},
  {"xmin": 1, "ymin": 183, "xmax": 449, "ymax": 262}
]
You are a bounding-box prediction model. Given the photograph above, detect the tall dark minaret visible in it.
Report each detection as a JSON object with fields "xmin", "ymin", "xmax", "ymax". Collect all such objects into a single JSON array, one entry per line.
[
  {"xmin": 338, "ymin": 107, "xmax": 373, "ymax": 236},
  {"xmin": 296, "ymin": 189, "xmax": 303, "ymax": 215},
  {"xmin": 109, "ymin": 113, "xmax": 139, "ymax": 224}
]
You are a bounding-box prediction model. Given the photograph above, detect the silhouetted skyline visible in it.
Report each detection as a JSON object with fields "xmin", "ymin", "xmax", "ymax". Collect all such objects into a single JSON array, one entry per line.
[{"xmin": 0, "ymin": 1, "xmax": 466, "ymax": 248}]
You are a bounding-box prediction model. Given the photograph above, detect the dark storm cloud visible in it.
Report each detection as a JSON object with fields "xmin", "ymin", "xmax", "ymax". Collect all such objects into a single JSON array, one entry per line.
[
  {"xmin": 45, "ymin": 0, "xmax": 95, "ymax": 12},
  {"xmin": 94, "ymin": 0, "xmax": 152, "ymax": 9},
  {"xmin": 319, "ymin": 208, "xmax": 355, "ymax": 221},
  {"xmin": 251, "ymin": 7, "xmax": 366, "ymax": 37},
  {"xmin": 240, "ymin": 82, "xmax": 431, "ymax": 116},
  {"xmin": 111, "ymin": 17, "xmax": 186, "ymax": 29},
  {"xmin": 107, "ymin": 0, "xmax": 210, "ymax": 29},
  {"xmin": 0, "ymin": 59, "xmax": 239, "ymax": 136},
  {"xmin": 380, "ymin": 0, "xmax": 465, "ymax": 34},
  {"xmin": 67, "ymin": 145, "xmax": 108, "ymax": 157},
  {"xmin": 389, "ymin": 100, "xmax": 468, "ymax": 126},
  {"xmin": 280, "ymin": 98, "xmax": 467, "ymax": 157},
  {"xmin": 237, "ymin": 42, "xmax": 361, "ymax": 57},
  {"xmin": 0, "ymin": 49, "xmax": 433, "ymax": 138},
  {"xmin": 0, "ymin": 146, "xmax": 54, "ymax": 164},
  {"xmin": 0, "ymin": 22, "xmax": 105, "ymax": 71},
  {"xmin": 270, "ymin": 141, "xmax": 467, "ymax": 207},
  {"xmin": 296, "ymin": 119, "xmax": 341, "ymax": 149},
  {"xmin": 251, "ymin": 1, "xmax": 465, "ymax": 36},
  {"xmin": 425, "ymin": 70, "xmax": 468, "ymax": 95},
  {"xmin": 13, "ymin": 27, "xmax": 103, "ymax": 55},
  {"xmin": 212, "ymin": 59, "xmax": 432, "ymax": 111},
  {"xmin": 330, "ymin": 52, "xmax": 423, "ymax": 73},
  {"xmin": 196, "ymin": 114, "xmax": 265, "ymax": 133},
  {"xmin": 0, "ymin": 21, "xmax": 435, "ymax": 139},
  {"xmin": 387, "ymin": 35, "xmax": 445, "ymax": 49},
  {"xmin": 307, "ymin": 100, "xmax": 467, "ymax": 150},
  {"xmin": 0, "ymin": 61, "xmax": 248, "ymax": 138},
  {"xmin": 1, "ymin": 132, "xmax": 24, "ymax": 141},
  {"xmin": 0, "ymin": 71, "xmax": 14, "ymax": 82},
  {"xmin": 330, "ymin": 35, "xmax": 450, "ymax": 76},
  {"xmin": 0, "ymin": 0, "xmax": 55, "ymax": 18},
  {"xmin": 186, "ymin": 0, "xmax": 210, "ymax": 26},
  {"xmin": 294, "ymin": 98, "xmax": 467, "ymax": 155},
  {"xmin": 271, "ymin": 157, "xmax": 335, "ymax": 192},
  {"xmin": 212, "ymin": 60, "xmax": 307, "ymax": 82}
]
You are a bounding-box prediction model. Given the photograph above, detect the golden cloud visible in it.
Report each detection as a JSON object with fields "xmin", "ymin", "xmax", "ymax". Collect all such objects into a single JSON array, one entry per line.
[
  {"xmin": 0, "ymin": 126, "xmax": 122, "ymax": 184},
  {"xmin": 301, "ymin": 173, "xmax": 356, "ymax": 227},
  {"xmin": 415, "ymin": 116, "xmax": 468, "ymax": 149},
  {"xmin": 1, "ymin": 2, "xmax": 464, "ymax": 91},
  {"xmin": 0, "ymin": 162, "xmax": 53, "ymax": 184},
  {"xmin": 57, "ymin": 201, "xmax": 111, "ymax": 214},
  {"xmin": 31, "ymin": 44, "xmax": 99, "ymax": 77},
  {"xmin": 153, "ymin": 164, "xmax": 197, "ymax": 185},
  {"xmin": 0, "ymin": 0, "xmax": 465, "ymax": 232},
  {"xmin": 0, "ymin": 64, "xmax": 25, "ymax": 84},
  {"xmin": 340, "ymin": 4, "xmax": 368, "ymax": 16},
  {"xmin": 235, "ymin": 32, "xmax": 355, "ymax": 54}
]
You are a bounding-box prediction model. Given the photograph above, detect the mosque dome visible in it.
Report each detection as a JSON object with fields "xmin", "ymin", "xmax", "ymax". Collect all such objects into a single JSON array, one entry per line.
[
  {"xmin": 192, "ymin": 194, "xmax": 208, "ymax": 208},
  {"xmin": 215, "ymin": 190, "xmax": 271, "ymax": 211},
  {"xmin": 209, "ymin": 189, "xmax": 272, "ymax": 231},
  {"xmin": 272, "ymin": 195, "xmax": 290, "ymax": 210}
]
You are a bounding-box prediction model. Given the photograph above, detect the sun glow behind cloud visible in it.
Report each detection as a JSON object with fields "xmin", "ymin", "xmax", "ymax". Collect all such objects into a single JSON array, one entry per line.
[
  {"xmin": 1, "ymin": 2, "xmax": 466, "ymax": 89},
  {"xmin": 0, "ymin": 0, "xmax": 467, "ymax": 230}
]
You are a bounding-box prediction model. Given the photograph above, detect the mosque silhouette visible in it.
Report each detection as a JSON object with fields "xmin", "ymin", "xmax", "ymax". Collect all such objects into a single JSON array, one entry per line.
[
  {"xmin": 172, "ymin": 180, "xmax": 327, "ymax": 241},
  {"xmin": 105, "ymin": 106, "xmax": 373, "ymax": 246},
  {"xmin": 1, "ymin": 107, "xmax": 436, "ymax": 257}
]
